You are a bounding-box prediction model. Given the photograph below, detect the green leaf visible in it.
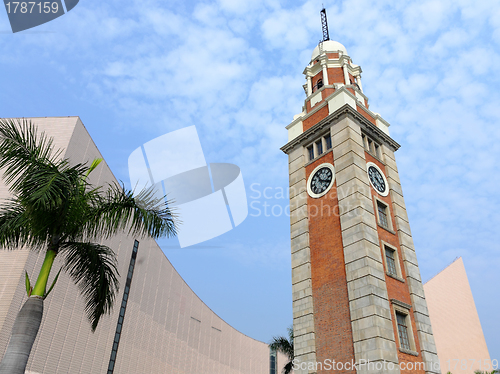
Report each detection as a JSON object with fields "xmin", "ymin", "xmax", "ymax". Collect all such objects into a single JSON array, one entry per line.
[
  {"xmin": 85, "ymin": 158, "xmax": 102, "ymax": 178},
  {"xmin": 25, "ymin": 271, "xmax": 31, "ymax": 296},
  {"xmin": 83, "ymin": 183, "xmax": 177, "ymax": 241},
  {"xmin": 44, "ymin": 268, "xmax": 61, "ymax": 299},
  {"xmin": 59, "ymin": 241, "xmax": 119, "ymax": 331}
]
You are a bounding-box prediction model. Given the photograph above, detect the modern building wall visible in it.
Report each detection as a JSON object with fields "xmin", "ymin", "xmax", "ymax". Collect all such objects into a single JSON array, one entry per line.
[
  {"xmin": 424, "ymin": 257, "xmax": 491, "ymax": 374},
  {"xmin": 0, "ymin": 117, "xmax": 271, "ymax": 374}
]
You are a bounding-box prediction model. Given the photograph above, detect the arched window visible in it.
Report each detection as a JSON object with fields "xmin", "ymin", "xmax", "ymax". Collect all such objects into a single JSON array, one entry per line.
[
  {"xmin": 313, "ymin": 79, "xmax": 323, "ymax": 92},
  {"xmin": 350, "ymin": 77, "xmax": 360, "ymax": 90}
]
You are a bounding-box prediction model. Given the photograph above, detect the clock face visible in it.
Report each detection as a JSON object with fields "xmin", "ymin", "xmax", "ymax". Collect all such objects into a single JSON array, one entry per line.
[
  {"xmin": 307, "ymin": 163, "xmax": 335, "ymax": 198},
  {"xmin": 366, "ymin": 163, "xmax": 389, "ymax": 196},
  {"xmin": 310, "ymin": 167, "xmax": 333, "ymax": 194},
  {"xmin": 368, "ymin": 166, "xmax": 385, "ymax": 193}
]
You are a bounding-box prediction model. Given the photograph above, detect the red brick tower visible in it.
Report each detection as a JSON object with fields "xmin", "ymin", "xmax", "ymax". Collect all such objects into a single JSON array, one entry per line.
[{"xmin": 281, "ymin": 31, "xmax": 441, "ymax": 374}]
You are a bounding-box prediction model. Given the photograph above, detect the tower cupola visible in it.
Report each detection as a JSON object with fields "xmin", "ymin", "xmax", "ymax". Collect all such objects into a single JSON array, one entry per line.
[
  {"xmin": 310, "ymin": 40, "xmax": 348, "ymax": 60},
  {"xmin": 286, "ymin": 9, "xmax": 392, "ymax": 143}
]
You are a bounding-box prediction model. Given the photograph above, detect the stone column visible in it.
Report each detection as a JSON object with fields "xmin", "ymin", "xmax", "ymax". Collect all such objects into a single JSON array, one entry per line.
[
  {"xmin": 321, "ymin": 63, "xmax": 329, "ymax": 86},
  {"xmin": 343, "ymin": 63, "xmax": 350, "ymax": 86},
  {"xmin": 307, "ymin": 76, "xmax": 312, "ymax": 96},
  {"xmin": 332, "ymin": 115, "xmax": 400, "ymax": 374},
  {"xmin": 288, "ymin": 146, "xmax": 317, "ymax": 374},
  {"xmin": 356, "ymin": 75, "xmax": 363, "ymax": 92},
  {"xmin": 381, "ymin": 144, "xmax": 441, "ymax": 374}
]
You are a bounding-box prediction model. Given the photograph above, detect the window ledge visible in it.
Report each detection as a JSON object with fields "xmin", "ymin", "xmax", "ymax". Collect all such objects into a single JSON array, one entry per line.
[
  {"xmin": 386, "ymin": 272, "xmax": 405, "ymax": 283},
  {"xmin": 391, "ymin": 299, "xmax": 413, "ymax": 310},
  {"xmin": 365, "ymin": 150, "xmax": 386, "ymax": 165},
  {"xmin": 378, "ymin": 224, "xmax": 396, "ymax": 234},
  {"xmin": 399, "ymin": 348, "xmax": 419, "ymax": 357}
]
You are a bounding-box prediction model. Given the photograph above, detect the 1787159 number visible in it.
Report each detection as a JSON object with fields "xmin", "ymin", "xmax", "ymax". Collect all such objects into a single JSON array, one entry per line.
[{"xmin": 5, "ymin": 2, "xmax": 59, "ymax": 13}]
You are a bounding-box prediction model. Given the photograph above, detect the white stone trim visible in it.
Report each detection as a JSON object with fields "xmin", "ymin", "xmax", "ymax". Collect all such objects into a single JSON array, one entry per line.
[
  {"xmin": 343, "ymin": 62, "xmax": 350, "ymax": 85},
  {"xmin": 310, "ymin": 89, "xmax": 323, "ymax": 107},
  {"xmin": 391, "ymin": 299, "xmax": 412, "ymax": 310},
  {"xmin": 327, "ymin": 89, "xmax": 357, "ymax": 113},
  {"xmin": 321, "ymin": 62, "xmax": 329, "ymax": 85},
  {"xmin": 356, "ymin": 75, "xmax": 363, "ymax": 92},
  {"xmin": 306, "ymin": 76, "xmax": 312, "ymax": 96},
  {"xmin": 355, "ymin": 90, "xmax": 366, "ymax": 106},
  {"xmin": 287, "ymin": 119, "xmax": 304, "ymax": 142},
  {"xmin": 375, "ymin": 114, "xmax": 391, "ymax": 135},
  {"xmin": 306, "ymin": 163, "xmax": 335, "ymax": 199},
  {"xmin": 366, "ymin": 161, "xmax": 389, "ymax": 197}
]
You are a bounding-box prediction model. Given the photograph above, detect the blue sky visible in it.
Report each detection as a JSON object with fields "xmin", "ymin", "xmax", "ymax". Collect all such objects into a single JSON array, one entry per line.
[{"xmin": 1, "ymin": 0, "xmax": 499, "ymax": 362}]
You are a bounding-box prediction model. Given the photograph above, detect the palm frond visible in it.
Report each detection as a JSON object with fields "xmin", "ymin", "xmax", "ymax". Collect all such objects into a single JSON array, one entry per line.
[
  {"xmin": 282, "ymin": 360, "xmax": 293, "ymax": 374},
  {"xmin": 0, "ymin": 199, "xmax": 46, "ymax": 250},
  {"xmin": 19, "ymin": 160, "xmax": 89, "ymax": 210},
  {"xmin": 59, "ymin": 241, "xmax": 119, "ymax": 331},
  {"xmin": 84, "ymin": 158, "xmax": 102, "ymax": 178},
  {"xmin": 269, "ymin": 336, "xmax": 294, "ymax": 360},
  {"xmin": 12, "ymin": 162, "xmax": 97, "ymax": 243},
  {"xmin": 269, "ymin": 325, "xmax": 294, "ymax": 374},
  {"xmin": 287, "ymin": 326, "xmax": 294, "ymax": 345},
  {"xmin": 84, "ymin": 183, "xmax": 177, "ymax": 240},
  {"xmin": 0, "ymin": 118, "xmax": 64, "ymax": 193}
]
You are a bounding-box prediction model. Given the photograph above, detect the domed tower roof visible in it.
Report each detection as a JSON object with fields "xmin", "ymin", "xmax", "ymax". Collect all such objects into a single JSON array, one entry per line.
[{"xmin": 311, "ymin": 40, "xmax": 348, "ymax": 61}]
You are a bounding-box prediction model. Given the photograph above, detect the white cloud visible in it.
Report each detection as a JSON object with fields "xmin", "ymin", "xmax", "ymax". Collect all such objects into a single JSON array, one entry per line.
[
  {"xmin": 403, "ymin": 0, "xmax": 452, "ymax": 36},
  {"xmin": 261, "ymin": 1, "xmax": 318, "ymax": 51}
]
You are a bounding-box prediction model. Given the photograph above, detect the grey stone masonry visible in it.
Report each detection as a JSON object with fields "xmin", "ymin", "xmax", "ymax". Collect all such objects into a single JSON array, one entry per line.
[
  {"xmin": 381, "ymin": 144, "xmax": 441, "ymax": 374},
  {"xmin": 288, "ymin": 145, "xmax": 317, "ymax": 374},
  {"xmin": 332, "ymin": 116, "xmax": 400, "ymax": 373}
]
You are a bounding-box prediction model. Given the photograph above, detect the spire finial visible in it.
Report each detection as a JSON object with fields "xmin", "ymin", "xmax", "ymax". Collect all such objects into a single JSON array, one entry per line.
[{"xmin": 320, "ymin": 7, "xmax": 330, "ymax": 42}]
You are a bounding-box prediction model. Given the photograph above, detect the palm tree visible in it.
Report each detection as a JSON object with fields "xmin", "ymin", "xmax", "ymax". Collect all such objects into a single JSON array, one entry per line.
[
  {"xmin": 269, "ymin": 326, "xmax": 294, "ymax": 374},
  {"xmin": 0, "ymin": 118, "xmax": 176, "ymax": 374}
]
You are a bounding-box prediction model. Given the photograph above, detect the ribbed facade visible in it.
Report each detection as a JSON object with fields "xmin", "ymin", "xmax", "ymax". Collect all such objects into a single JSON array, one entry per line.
[
  {"xmin": 424, "ymin": 258, "xmax": 491, "ymax": 374},
  {"xmin": 0, "ymin": 117, "xmax": 270, "ymax": 374}
]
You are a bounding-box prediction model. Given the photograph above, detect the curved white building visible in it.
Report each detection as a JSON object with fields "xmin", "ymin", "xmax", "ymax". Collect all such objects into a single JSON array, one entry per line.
[{"xmin": 0, "ymin": 117, "xmax": 273, "ymax": 374}]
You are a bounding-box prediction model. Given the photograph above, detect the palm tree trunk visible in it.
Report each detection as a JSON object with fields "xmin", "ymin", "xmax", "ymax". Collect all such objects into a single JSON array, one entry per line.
[
  {"xmin": 0, "ymin": 297, "xmax": 43, "ymax": 374},
  {"xmin": 0, "ymin": 249, "xmax": 56, "ymax": 374},
  {"xmin": 32, "ymin": 249, "xmax": 57, "ymax": 297}
]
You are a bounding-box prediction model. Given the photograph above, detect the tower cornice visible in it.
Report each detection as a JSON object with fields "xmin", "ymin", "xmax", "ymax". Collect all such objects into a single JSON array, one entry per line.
[{"xmin": 281, "ymin": 103, "xmax": 400, "ymax": 154}]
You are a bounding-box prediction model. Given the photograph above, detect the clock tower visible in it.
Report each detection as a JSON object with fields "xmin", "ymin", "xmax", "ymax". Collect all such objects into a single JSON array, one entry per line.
[{"xmin": 281, "ymin": 12, "xmax": 441, "ymax": 374}]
